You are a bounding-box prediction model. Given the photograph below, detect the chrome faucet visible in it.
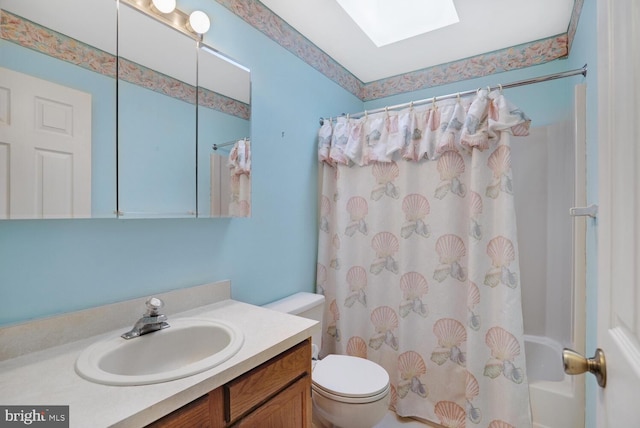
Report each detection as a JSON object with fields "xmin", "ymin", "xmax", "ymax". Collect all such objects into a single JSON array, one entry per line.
[{"xmin": 121, "ymin": 297, "xmax": 170, "ymax": 339}]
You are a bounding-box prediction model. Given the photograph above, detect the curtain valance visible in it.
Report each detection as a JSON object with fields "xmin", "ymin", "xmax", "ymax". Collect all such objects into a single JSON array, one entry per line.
[{"xmin": 318, "ymin": 89, "xmax": 531, "ymax": 166}]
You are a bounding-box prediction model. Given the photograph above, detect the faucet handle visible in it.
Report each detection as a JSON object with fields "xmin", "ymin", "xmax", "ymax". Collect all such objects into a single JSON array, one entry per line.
[{"xmin": 145, "ymin": 297, "xmax": 165, "ymax": 315}]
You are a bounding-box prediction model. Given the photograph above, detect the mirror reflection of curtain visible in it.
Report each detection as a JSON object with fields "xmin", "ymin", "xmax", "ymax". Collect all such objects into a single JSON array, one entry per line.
[{"xmin": 228, "ymin": 140, "xmax": 251, "ymax": 217}]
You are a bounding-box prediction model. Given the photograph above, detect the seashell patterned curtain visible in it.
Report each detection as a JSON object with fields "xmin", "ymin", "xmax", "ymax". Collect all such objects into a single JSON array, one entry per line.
[{"xmin": 316, "ymin": 89, "xmax": 533, "ymax": 427}]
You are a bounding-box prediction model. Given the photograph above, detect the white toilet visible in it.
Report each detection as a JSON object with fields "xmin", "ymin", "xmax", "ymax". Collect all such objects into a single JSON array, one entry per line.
[{"xmin": 264, "ymin": 292, "xmax": 390, "ymax": 428}]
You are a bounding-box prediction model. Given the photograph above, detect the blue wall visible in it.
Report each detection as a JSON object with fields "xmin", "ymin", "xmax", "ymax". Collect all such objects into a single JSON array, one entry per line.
[
  {"xmin": 118, "ymin": 81, "xmax": 197, "ymax": 216},
  {"xmin": 0, "ymin": 0, "xmax": 361, "ymax": 325},
  {"xmin": 1, "ymin": 7, "xmax": 600, "ymax": 420},
  {"xmin": 0, "ymin": 2, "xmax": 600, "ymax": 426}
]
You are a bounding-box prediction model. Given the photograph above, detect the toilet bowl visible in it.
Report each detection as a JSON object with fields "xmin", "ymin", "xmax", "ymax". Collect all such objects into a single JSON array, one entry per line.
[
  {"xmin": 264, "ymin": 292, "xmax": 390, "ymax": 428},
  {"xmin": 312, "ymin": 354, "xmax": 390, "ymax": 428}
]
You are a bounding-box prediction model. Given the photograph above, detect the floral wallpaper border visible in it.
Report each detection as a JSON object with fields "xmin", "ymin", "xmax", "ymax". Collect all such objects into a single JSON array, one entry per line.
[
  {"xmin": 2, "ymin": 1, "xmax": 585, "ymax": 105},
  {"xmin": 0, "ymin": 10, "xmax": 116, "ymax": 78},
  {"xmin": 214, "ymin": 0, "xmax": 364, "ymax": 98},
  {"xmin": 0, "ymin": 10, "xmax": 249, "ymax": 119},
  {"xmin": 198, "ymin": 87, "xmax": 251, "ymax": 120},
  {"xmin": 118, "ymin": 57, "xmax": 197, "ymax": 104},
  {"xmin": 362, "ymin": 35, "xmax": 568, "ymax": 101},
  {"xmin": 216, "ymin": 0, "xmax": 583, "ymax": 101}
]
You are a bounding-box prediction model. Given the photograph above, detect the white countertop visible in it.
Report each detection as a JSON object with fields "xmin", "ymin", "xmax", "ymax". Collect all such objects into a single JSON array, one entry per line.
[{"xmin": 0, "ymin": 299, "xmax": 316, "ymax": 427}]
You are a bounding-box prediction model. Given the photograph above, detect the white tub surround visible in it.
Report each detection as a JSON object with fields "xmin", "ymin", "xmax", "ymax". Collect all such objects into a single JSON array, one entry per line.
[
  {"xmin": 512, "ymin": 84, "xmax": 587, "ymax": 428},
  {"xmin": 0, "ymin": 281, "xmax": 317, "ymax": 427},
  {"xmin": 524, "ymin": 335, "xmax": 583, "ymax": 428},
  {"xmin": 524, "ymin": 335, "xmax": 565, "ymax": 383}
]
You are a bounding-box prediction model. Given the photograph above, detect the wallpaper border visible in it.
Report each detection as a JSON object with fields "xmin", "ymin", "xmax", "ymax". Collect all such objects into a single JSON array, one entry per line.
[{"xmin": 216, "ymin": 0, "xmax": 582, "ymax": 101}]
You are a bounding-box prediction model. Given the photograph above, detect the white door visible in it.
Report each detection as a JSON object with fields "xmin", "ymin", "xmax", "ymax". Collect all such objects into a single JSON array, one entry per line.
[
  {"xmin": 595, "ymin": 0, "xmax": 640, "ymax": 425},
  {"xmin": 0, "ymin": 67, "xmax": 91, "ymax": 219}
]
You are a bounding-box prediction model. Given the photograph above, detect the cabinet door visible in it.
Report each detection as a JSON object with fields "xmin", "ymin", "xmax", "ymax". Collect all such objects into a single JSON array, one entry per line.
[
  {"xmin": 233, "ymin": 375, "xmax": 311, "ymax": 428},
  {"xmin": 225, "ymin": 340, "xmax": 311, "ymax": 423}
]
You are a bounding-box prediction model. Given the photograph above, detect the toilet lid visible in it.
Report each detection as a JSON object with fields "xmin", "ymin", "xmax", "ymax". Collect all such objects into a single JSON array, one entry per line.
[{"xmin": 312, "ymin": 355, "xmax": 389, "ymax": 399}]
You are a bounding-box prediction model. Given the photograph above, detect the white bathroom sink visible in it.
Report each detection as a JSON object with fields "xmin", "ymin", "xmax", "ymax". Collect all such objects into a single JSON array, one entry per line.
[{"xmin": 75, "ymin": 318, "xmax": 244, "ymax": 386}]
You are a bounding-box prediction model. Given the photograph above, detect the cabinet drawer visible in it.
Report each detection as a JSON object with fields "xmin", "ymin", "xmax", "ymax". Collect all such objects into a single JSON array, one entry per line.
[
  {"xmin": 146, "ymin": 394, "xmax": 210, "ymax": 428},
  {"xmin": 225, "ymin": 340, "xmax": 311, "ymax": 423}
]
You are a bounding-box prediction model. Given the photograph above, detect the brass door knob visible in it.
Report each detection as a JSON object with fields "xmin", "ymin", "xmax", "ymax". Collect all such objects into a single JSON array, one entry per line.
[{"xmin": 562, "ymin": 348, "xmax": 607, "ymax": 388}]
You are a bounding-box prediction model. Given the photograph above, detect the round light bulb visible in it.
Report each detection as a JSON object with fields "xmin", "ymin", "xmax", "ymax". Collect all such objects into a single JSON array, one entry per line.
[
  {"xmin": 151, "ymin": 0, "xmax": 175, "ymax": 14},
  {"xmin": 188, "ymin": 10, "xmax": 210, "ymax": 34}
]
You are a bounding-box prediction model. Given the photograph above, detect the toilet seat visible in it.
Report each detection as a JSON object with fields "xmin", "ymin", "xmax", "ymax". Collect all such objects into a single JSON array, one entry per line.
[{"xmin": 312, "ymin": 355, "xmax": 390, "ymax": 404}]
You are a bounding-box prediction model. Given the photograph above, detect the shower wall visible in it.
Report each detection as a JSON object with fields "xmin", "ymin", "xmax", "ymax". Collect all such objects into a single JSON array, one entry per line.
[{"xmin": 512, "ymin": 119, "xmax": 575, "ymax": 347}]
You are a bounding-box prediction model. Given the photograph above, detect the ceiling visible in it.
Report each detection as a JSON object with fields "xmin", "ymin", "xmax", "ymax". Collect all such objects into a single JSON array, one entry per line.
[{"xmin": 259, "ymin": 0, "xmax": 576, "ymax": 83}]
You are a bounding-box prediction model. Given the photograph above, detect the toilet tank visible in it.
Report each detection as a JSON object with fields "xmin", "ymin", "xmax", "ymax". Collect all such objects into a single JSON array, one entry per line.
[{"xmin": 264, "ymin": 292, "xmax": 325, "ymax": 353}]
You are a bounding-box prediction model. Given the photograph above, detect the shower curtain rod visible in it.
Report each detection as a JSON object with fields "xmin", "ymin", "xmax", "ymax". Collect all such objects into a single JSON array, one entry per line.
[
  {"xmin": 212, "ymin": 137, "xmax": 250, "ymax": 151},
  {"xmin": 320, "ymin": 64, "xmax": 587, "ymax": 124}
]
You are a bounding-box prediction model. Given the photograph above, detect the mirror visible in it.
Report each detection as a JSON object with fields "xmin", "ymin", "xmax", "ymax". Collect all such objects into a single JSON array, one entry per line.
[
  {"xmin": 0, "ymin": 0, "xmax": 117, "ymax": 219},
  {"xmin": 116, "ymin": 2, "xmax": 197, "ymax": 218},
  {"xmin": 197, "ymin": 46, "xmax": 251, "ymax": 217},
  {"xmin": 0, "ymin": 0, "xmax": 251, "ymax": 219}
]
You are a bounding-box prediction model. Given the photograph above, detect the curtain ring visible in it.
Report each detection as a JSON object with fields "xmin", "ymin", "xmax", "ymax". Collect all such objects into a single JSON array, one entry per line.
[
  {"xmin": 456, "ymin": 92, "xmax": 461, "ymax": 103},
  {"xmin": 409, "ymin": 101, "xmax": 414, "ymax": 110},
  {"xmin": 432, "ymin": 96, "xmax": 437, "ymax": 110},
  {"xmin": 385, "ymin": 106, "xmax": 389, "ymax": 117},
  {"xmin": 499, "ymin": 84, "xmax": 503, "ymax": 94}
]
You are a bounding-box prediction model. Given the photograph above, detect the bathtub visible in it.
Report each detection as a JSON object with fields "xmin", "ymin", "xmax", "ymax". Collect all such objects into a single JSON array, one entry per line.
[{"xmin": 524, "ymin": 335, "xmax": 584, "ymax": 428}]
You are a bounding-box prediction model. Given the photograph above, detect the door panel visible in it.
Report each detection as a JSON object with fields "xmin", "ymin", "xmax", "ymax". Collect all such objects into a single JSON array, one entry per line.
[
  {"xmin": 596, "ymin": 0, "xmax": 640, "ymax": 425},
  {"xmin": 0, "ymin": 66, "xmax": 91, "ymax": 219}
]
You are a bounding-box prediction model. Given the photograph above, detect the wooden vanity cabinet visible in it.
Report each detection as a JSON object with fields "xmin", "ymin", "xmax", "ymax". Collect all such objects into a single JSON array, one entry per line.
[{"xmin": 147, "ymin": 339, "xmax": 312, "ymax": 428}]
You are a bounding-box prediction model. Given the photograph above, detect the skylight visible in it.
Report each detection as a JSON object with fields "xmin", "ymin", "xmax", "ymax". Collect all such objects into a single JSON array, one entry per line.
[{"xmin": 335, "ymin": 0, "xmax": 460, "ymax": 47}]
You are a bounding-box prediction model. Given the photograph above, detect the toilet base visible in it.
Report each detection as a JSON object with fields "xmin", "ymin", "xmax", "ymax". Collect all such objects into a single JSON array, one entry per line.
[{"xmin": 311, "ymin": 390, "xmax": 390, "ymax": 428}]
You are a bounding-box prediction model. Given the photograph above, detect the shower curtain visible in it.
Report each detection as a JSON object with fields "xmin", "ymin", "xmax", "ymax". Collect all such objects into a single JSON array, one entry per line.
[{"xmin": 317, "ymin": 90, "xmax": 532, "ymax": 428}]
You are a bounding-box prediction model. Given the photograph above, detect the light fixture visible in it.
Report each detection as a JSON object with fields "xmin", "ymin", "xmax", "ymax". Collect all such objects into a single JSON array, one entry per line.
[
  {"xmin": 188, "ymin": 10, "xmax": 211, "ymax": 35},
  {"xmin": 151, "ymin": 0, "xmax": 176, "ymax": 14},
  {"xmin": 120, "ymin": 0, "xmax": 210, "ymax": 40}
]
